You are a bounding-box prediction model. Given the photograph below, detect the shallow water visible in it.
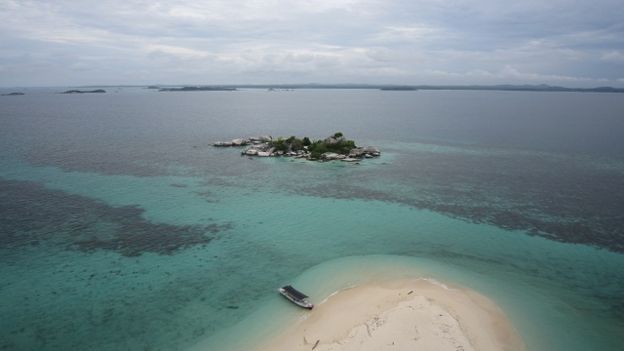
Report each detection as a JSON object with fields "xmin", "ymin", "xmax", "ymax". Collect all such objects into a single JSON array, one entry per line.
[{"xmin": 0, "ymin": 88, "xmax": 623, "ymax": 350}]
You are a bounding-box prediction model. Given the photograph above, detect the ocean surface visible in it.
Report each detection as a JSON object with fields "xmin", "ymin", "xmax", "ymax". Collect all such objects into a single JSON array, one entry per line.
[{"xmin": 1, "ymin": 88, "xmax": 623, "ymax": 351}]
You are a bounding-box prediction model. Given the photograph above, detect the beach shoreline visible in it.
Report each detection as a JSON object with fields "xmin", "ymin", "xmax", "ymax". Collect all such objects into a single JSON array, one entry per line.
[{"xmin": 255, "ymin": 278, "xmax": 526, "ymax": 351}]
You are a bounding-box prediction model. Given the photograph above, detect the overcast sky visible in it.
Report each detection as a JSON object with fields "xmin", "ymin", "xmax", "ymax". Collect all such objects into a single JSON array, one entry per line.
[{"xmin": 1, "ymin": 0, "xmax": 623, "ymax": 87}]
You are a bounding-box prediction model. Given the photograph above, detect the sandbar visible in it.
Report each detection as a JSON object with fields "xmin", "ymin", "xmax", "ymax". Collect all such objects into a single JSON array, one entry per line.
[{"xmin": 255, "ymin": 278, "xmax": 525, "ymax": 351}]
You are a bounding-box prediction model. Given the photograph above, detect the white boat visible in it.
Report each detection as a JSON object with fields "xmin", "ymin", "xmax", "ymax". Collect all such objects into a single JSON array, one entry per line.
[{"xmin": 278, "ymin": 285, "xmax": 314, "ymax": 309}]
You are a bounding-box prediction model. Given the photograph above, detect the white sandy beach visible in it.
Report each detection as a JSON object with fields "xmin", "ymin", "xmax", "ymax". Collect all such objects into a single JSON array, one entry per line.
[{"xmin": 256, "ymin": 278, "xmax": 525, "ymax": 351}]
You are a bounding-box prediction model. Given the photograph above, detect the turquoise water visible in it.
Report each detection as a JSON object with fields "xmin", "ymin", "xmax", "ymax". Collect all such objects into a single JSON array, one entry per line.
[{"xmin": 1, "ymin": 89, "xmax": 623, "ymax": 350}]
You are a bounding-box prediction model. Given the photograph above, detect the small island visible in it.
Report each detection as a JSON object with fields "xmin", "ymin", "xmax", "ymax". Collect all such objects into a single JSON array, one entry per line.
[
  {"xmin": 61, "ymin": 89, "xmax": 106, "ymax": 94},
  {"xmin": 213, "ymin": 132, "xmax": 380, "ymax": 162},
  {"xmin": 1, "ymin": 92, "xmax": 25, "ymax": 96},
  {"xmin": 159, "ymin": 86, "xmax": 237, "ymax": 92},
  {"xmin": 380, "ymin": 86, "xmax": 418, "ymax": 91}
]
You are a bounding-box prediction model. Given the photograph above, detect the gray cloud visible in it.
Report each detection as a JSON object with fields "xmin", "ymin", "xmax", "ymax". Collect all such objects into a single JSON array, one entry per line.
[{"xmin": 0, "ymin": 0, "xmax": 622, "ymax": 86}]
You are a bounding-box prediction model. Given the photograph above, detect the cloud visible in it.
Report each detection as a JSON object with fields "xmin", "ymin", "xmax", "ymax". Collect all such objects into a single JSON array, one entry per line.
[
  {"xmin": 145, "ymin": 44, "xmax": 214, "ymax": 60},
  {"xmin": 0, "ymin": 0, "xmax": 623, "ymax": 86},
  {"xmin": 497, "ymin": 66, "xmax": 610, "ymax": 83},
  {"xmin": 368, "ymin": 25, "xmax": 443, "ymax": 44},
  {"xmin": 426, "ymin": 66, "xmax": 611, "ymax": 85},
  {"xmin": 601, "ymin": 51, "xmax": 624, "ymax": 63}
]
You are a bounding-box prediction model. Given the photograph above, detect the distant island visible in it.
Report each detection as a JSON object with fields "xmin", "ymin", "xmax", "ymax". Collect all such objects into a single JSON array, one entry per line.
[
  {"xmin": 49, "ymin": 84, "xmax": 623, "ymax": 93},
  {"xmin": 1, "ymin": 92, "xmax": 25, "ymax": 96},
  {"xmin": 159, "ymin": 86, "xmax": 237, "ymax": 92},
  {"xmin": 267, "ymin": 87, "xmax": 294, "ymax": 92},
  {"xmin": 144, "ymin": 83, "xmax": 622, "ymax": 93},
  {"xmin": 61, "ymin": 89, "xmax": 106, "ymax": 94},
  {"xmin": 246, "ymin": 83, "xmax": 624, "ymax": 93},
  {"xmin": 380, "ymin": 86, "xmax": 418, "ymax": 91},
  {"xmin": 213, "ymin": 132, "xmax": 380, "ymax": 162}
]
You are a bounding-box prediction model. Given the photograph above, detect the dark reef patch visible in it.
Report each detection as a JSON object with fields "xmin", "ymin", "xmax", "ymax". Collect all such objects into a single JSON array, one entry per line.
[
  {"xmin": 0, "ymin": 179, "xmax": 230, "ymax": 256},
  {"xmin": 295, "ymin": 150, "xmax": 624, "ymax": 253}
]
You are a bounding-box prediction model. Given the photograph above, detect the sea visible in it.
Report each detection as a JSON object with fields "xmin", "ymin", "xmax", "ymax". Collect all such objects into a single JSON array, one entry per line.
[{"xmin": 0, "ymin": 87, "xmax": 623, "ymax": 351}]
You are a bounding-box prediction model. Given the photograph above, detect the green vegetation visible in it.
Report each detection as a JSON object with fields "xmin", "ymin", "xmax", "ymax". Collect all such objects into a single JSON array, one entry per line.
[
  {"xmin": 267, "ymin": 132, "xmax": 357, "ymax": 159},
  {"xmin": 308, "ymin": 134, "xmax": 356, "ymax": 159},
  {"xmin": 269, "ymin": 136, "xmax": 305, "ymax": 152}
]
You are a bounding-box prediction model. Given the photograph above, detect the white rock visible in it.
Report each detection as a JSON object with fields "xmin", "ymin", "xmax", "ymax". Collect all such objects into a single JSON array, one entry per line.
[
  {"xmin": 322, "ymin": 152, "xmax": 341, "ymax": 160},
  {"xmin": 231, "ymin": 138, "xmax": 247, "ymax": 146}
]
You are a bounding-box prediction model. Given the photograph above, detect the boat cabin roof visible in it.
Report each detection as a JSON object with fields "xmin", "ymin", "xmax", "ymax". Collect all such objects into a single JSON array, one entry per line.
[{"xmin": 282, "ymin": 285, "xmax": 309, "ymax": 300}]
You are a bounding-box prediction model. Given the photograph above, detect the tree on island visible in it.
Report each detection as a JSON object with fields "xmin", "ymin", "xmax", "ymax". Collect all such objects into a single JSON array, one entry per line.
[
  {"xmin": 270, "ymin": 136, "xmax": 301, "ymax": 152},
  {"xmin": 307, "ymin": 132, "xmax": 356, "ymax": 159},
  {"xmin": 266, "ymin": 132, "xmax": 356, "ymax": 159}
]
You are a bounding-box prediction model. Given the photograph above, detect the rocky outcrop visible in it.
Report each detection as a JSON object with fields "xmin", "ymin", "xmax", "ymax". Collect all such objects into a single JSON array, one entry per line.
[
  {"xmin": 321, "ymin": 152, "xmax": 347, "ymax": 160},
  {"xmin": 214, "ymin": 136, "xmax": 273, "ymax": 147},
  {"xmin": 214, "ymin": 133, "xmax": 380, "ymax": 163},
  {"xmin": 231, "ymin": 138, "xmax": 247, "ymax": 146},
  {"xmin": 349, "ymin": 146, "xmax": 381, "ymax": 158},
  {"xmin": 213, "ymin": 138, "xmax": 249, "ymax": 147},
  {"xmin": 249, "ymin": 135, "xmax": 272, "ymax": 143}
]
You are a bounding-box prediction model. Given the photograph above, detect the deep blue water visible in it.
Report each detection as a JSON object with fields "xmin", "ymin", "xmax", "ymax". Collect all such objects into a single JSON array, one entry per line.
[{"xmin": 1, "ymin": 88, "xmax": 623, "ymax": 350}]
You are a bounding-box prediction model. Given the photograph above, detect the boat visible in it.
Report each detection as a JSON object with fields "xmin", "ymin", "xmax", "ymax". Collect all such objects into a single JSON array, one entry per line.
[{"xmin": 278, "ymin": 285, "xmax": 314, "ymax": 309}]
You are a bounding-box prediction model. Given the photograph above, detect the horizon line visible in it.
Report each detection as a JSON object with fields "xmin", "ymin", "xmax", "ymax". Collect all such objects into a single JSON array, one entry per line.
[{"xmin": 2, "ymin": 83, "xmax": 623, "ymax": 93}]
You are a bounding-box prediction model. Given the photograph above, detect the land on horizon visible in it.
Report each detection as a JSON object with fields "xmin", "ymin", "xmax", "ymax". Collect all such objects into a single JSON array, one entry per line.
[{"xmin": 3, "ymin": 83, "xmax": 624, "ymax": 93}]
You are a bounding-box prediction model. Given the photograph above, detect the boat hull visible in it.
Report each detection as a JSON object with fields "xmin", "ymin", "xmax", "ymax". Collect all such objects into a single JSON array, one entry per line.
[{"xmin": 278, "ymin": 288, "xmax": 314, "ymax": 309}]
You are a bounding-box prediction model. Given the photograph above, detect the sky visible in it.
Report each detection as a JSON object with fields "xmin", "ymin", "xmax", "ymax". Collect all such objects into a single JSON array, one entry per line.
[{"xmin": 0, "ymin": 0, "xmax": 623, "ymax": 87}]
